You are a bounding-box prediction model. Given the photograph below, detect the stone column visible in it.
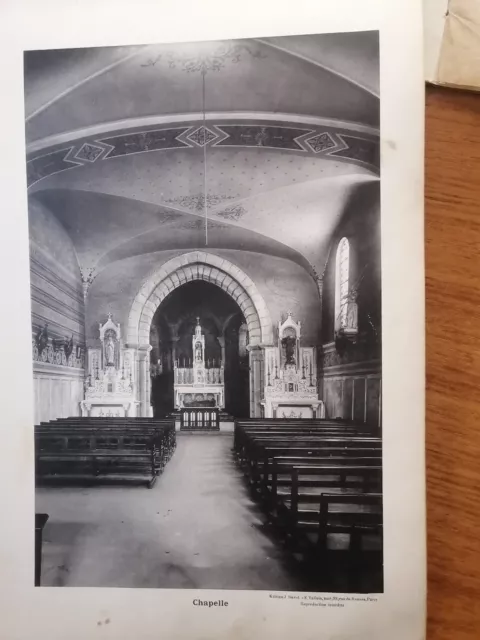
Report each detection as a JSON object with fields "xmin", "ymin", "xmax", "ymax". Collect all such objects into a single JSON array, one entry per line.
[
  {"xmin": 137, "ymin": 346, "xmax": 152, "ymax": 417},
  {"xmin": 171, "ymin": 336, "xmax": 180, "ymax": 366},
  {"xmin": 247, "ymin": 345, "xmax": 265, "ymax": 418},
  {"xmin": 217, "ymin": 336, "xmax": 226, "ymax": 367},
  {"xmin": 146, "ymin": 351, "xmax": 153, "ymax": 417}
]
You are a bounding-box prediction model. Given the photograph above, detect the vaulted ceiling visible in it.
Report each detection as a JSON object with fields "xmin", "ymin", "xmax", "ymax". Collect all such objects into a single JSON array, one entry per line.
[{"xmin": 25, "ymin": 33, "xmax": 380, "ymax": 282}]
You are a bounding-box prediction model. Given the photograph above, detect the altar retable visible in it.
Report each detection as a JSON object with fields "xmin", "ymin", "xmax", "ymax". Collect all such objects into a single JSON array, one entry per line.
[{"xmin": 173, "ymin": 318, "xmax": 225, "ymax": 410}]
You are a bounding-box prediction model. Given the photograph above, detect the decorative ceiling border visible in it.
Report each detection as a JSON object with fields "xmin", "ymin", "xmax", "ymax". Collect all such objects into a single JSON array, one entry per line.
[
  {"xmin": 26, "ymin": 121, "xmax": 379, "ymax": 189},
  {"xmin": 26, "ymin": 112, "xmax": 379, "ymax": 154}
]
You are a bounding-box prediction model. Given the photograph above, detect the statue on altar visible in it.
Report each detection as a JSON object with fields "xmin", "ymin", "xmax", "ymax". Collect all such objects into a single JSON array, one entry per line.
[
  {"xmin": 281, "ymin": 333, "xmax": 297, "ymax": 366},
  {"xmin": 193, "ymin": 318, "xmax": 205, "ymax": 365},
  {"xmin": 105, "ymin": 335, "xmax": 116, "ymax": 366},
  {"xmin": 81, "ymin": 314, "xmax": 138, "ymax": 417},
  {"xmin": 261, "ymin": 312, "xmax": 324, "ymax": 419},
  {"xmin": 345, "ymin": 298, "xmax": 358, "ymax": 334},
  {"xmin": 35, "ymin": 323, "xmax": 49, "ymax": 355},
  {"xmin": 173, "ymin": 317, "xmax": 225, "ymax": 409}
]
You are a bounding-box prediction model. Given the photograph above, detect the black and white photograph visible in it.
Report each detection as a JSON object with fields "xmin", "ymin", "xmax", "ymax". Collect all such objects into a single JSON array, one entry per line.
[{"xmin": 26, "ymin": 32, "xmax": 383, "ymax": 593}]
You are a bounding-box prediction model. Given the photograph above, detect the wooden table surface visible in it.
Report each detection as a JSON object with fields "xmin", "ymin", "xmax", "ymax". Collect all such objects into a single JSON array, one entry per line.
[{"xmin": 426, "ymin": 85, "xmax": 480, "ymax": 639}]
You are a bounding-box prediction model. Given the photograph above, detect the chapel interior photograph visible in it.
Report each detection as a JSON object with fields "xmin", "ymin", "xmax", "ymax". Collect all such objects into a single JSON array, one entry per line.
[{"xmin": 26, "ymin": 32, "xmax": 382, "ymax": 593}]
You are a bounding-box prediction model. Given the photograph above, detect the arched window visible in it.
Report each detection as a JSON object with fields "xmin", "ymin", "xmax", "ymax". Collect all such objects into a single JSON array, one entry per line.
[{"xmin": 335, "ymin": 237, "xmax": 350, "ymax": 332}]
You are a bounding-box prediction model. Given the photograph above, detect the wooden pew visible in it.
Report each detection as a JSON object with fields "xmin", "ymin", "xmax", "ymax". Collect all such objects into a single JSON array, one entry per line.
[
  {"xmin": 35, "ymin": 429, "xmax": 159, "ymax": 488},
  {"xmin": 37, "ymin": 418, "xmax": 176, "ymax": 459},
  {"xmin": 36, "ymin": 430, "xmax": 171, "ymax": 475},
  {"xmin": 35, "ymin": 418, "xmax": 176, "ymax": 488},
  {"xmin": 234, "ymin": 418, "xmax": 348, "ymax": 446},
  {"xmin": 294, "ymin": 493, "xmax": 383, "ymax": 591},
  {"xmin": 269, "ymin": 464, "xmax": 382, "ymax": 518},
  {"xmin": 305, "ymin": 493, "xmax": 383, "ymax": 550},
  {"xmin": 235, "ymin": 418, "xmax": 383, "ymax": 591},
  {"xmin": 240, "ymin": 435, "xmax": 381, "ymax": 468},
  {"xmin": 234, "ymin": 419, "xmax": 375, "ymax": 458},
  {"xmin": 39, "ymin": 418, "xmax": 176, "ymax": 462},
  {"xmin": 233, "ymin": 418, "xmax": 366, "ymax": 453},
  {"xmin": 254, "ymin": 454, "xmax": 382, "ymax": 498},
  {"xmin": 238, "ymin": 430, "xmax": 360, "ymax": 459},
  {"xmin": 237, "ymin": 432, "xmax": 382, "ymax": 488},
  {"xmin": 36, "ymin": 427, "xmax": 168, "ymax": 475}
]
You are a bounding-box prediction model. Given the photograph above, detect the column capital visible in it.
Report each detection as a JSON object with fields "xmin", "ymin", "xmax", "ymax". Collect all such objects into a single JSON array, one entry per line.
[
  {"xmin": 247, "ymin": 343, "xmax": 274, "ymax": 352},
  {"xmin": 138, "ymin": 347, "xmax": 152, "ymax": 362}
]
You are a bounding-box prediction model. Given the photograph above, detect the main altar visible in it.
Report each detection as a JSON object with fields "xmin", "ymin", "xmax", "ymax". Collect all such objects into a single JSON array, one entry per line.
[
  {"xmin": 173, "ymin": 318, "xmax": 225, "ymax": 409},
  {"xmin": 262, "ymin": 313, "xmax": 324, "ymax": 419},
  {"xmin": 81, "ymin": 315, "xmax": 138, "ymax": 417}
]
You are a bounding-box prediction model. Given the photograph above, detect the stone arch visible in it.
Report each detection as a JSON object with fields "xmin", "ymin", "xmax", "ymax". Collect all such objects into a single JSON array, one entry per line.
[{"xmin": 127, "ymin": 251, "xmax": 273, "ymax": 348}]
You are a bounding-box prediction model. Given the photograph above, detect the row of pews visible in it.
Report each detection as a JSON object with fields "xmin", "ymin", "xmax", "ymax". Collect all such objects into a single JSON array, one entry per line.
[
  {"xmin": 35, "ymin": 416, "xmax": 177, "ymax": 489},
  {"xmin": 234, "ymin": 418, "xmax": 383, "ymax": 592},
  {"xmin": 34, "ymin": 416, "xmax": 176, "ymax": 585}
]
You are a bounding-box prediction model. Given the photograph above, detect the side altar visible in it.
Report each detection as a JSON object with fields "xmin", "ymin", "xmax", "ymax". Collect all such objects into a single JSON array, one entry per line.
[
  {"xmin": 173, "ymin": 318, "xmax": 225, "ymax": 409},
  {"xmin": 262, "ymin": 313, "xmax": 324, "ymax": 419},
  {"xmin": 81, "ymin": 315, "xmax": 138, "ymax": 417}
]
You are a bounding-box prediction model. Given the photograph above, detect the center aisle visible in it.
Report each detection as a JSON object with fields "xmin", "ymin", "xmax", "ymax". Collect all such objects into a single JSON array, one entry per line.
[{"xmin": 37, "ymin": 435, "xmax": 305, "ymax": 590}]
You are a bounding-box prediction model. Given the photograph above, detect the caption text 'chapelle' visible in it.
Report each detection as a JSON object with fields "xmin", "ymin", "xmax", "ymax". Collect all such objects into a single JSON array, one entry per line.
[{"xmin": 193, "ymin": 600, "xmax": 229, "ymax": 608}]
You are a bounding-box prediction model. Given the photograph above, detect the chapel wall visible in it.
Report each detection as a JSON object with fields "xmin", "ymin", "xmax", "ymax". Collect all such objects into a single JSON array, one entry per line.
[
  {"xmin": 85, "ymin": 249, "xmax": 182, "ymax": 346},
  {"xmin": 28, "ymin": 198, "xmax": 86, "ymax": 422},
  {"xmin": 320, "ymin": 181, "xmax": 382, "ymax": 427},
  {"xmin": 85, "ymin": 249, "xmax": 321, "ymax": 346},
  {"xmin": 211, "ymin": 250, "xmax": 321, "ymax": 346}
]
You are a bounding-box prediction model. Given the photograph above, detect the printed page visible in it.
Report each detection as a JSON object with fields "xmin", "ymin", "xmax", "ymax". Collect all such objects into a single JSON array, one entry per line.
[
  {"xmin": 0, "ymin": 1, "xmax": 426, "ymax": 639},
  {"xmin": 424, "ymin": 0, "xmax": 449, "ymax": 82},
  {"xmin": 425, "ymin": 0, "xmax": 480, "ymax": 91}
]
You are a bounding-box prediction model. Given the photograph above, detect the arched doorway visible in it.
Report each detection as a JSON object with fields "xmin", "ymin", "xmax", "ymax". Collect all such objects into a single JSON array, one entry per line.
[
  {"xmin": 149, "ymin": 280, "xmax": 249, "ymax": 417},
  {"xmin": 126, "ymin": 251, "xmax": 273, "ymax": 417}
]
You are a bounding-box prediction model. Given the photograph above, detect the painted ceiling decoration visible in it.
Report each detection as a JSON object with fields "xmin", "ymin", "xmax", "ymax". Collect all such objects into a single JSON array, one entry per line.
[
  {"xmin": 165, "ymin": 194, "xmax": 237, "ymax": 211},
  {"xmin": 140, "ymin": 41, "xmax": 267, "ymax": 74},
  {"xmin": 25, "ymin": 33, "xmax": 380, "ymax": 286},
  {"xmin": 163, "ymin": 195, "xmax": 247, "ymax": 221},
  {"xmin": 26, "ymin": 121, "xmax": 379, "ymax": 189},
  {"xmin": 25, "ymin": 36, "xmax": 379, "ymax": 139}
]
